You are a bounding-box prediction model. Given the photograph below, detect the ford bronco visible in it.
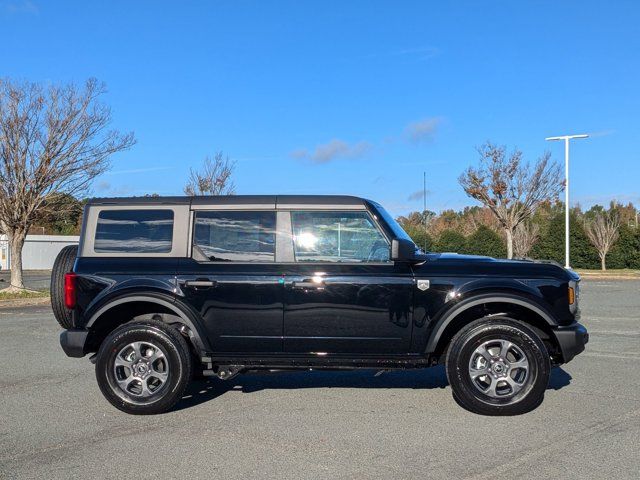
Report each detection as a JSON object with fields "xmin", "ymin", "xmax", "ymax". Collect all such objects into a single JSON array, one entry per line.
[{"xmin": 52, "ymin": 195, "xmax": 588, "ymax": 415}]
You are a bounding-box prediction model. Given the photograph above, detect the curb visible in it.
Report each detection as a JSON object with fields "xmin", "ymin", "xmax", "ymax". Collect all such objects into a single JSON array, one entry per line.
[
  {"xmin": 578, "ymin": 275, "xmax": 640, "ymax": 281},
  {"xmin": 0, "ymin": 297, "xmax": 51, "ymax": 308}
]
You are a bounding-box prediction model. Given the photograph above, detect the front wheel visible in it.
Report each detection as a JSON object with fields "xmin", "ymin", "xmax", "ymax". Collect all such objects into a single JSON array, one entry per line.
[
  {"xmin": 95, "ymin": 320, "xmax": 192, "ymax": 415},
  {"xmin": 446, "ymin": 317, "xmax": 550, "ymax": 416}
]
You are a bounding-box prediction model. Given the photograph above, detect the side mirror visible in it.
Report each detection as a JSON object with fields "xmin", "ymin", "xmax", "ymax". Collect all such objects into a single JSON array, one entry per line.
[{"xmin": 391, "ymin": 238, "xmax": 417, "ymax": 262}]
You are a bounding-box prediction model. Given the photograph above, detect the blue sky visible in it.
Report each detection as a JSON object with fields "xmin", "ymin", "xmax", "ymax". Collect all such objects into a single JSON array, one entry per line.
[{"xmin": 2, "ymin": 1, "xmax": 639, "ymax": 215}]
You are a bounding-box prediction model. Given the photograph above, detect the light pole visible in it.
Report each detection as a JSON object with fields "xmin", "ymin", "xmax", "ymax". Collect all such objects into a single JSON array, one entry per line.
[
  {"xmin": 545, "ymin": 134, "xmax": 589, "ymax": 269},
  {"xmin": 423, "ymin": 171, "xmax": 427, "ymax": 252}
]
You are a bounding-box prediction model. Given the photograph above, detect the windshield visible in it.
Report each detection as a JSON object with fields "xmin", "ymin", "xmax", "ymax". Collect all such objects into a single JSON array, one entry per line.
[{"xmin": 368, "ymin": 201, "xmax": 418, "ymax": 245}]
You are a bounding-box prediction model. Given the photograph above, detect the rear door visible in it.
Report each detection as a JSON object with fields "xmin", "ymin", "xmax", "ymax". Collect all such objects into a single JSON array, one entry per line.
[
  {"xmin": 282, "ymin": 210, "xmax": 414, "ymax": 354},
  {"xmin": 176, "ymin": 207, "xmax": 284, "ymax": 353}
]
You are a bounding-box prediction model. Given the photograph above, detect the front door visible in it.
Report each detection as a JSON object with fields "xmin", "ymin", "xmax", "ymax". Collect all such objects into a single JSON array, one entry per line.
[{"xmin": 283, "ymin": 210, "xmax": 414, "ymax": 354}]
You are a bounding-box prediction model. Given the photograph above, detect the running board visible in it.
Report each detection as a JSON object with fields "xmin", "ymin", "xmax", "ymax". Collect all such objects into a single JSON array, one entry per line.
[{"xmin": 200, "ymin": 353, "xmax": 434, "ymax": 372}]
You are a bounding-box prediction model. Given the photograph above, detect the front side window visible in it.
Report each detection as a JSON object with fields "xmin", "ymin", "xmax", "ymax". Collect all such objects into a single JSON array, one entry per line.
[
  {"xmin": 291, "ymin": 211, "xmax": 389, "ymax": 262},
  {"xmin": 193, "ymin": 211, "xmax": 276, "ymax": 262},
  {"xmin": 95, "ymin": 209, "xmax": 174, "ymax": 253}
]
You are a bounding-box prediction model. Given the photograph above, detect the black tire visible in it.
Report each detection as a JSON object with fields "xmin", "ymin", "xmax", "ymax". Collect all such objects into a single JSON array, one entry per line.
[
  {"xmin": 95, "ymin": 320, "xmax": 192, "ymax": 415},
  {"xmin": 446, "ymin": 317, "xmax": 550, "ymax": 416},
  {"xmin": 50, "ymin": 245, "xmax": 78, "ymax": 329}
]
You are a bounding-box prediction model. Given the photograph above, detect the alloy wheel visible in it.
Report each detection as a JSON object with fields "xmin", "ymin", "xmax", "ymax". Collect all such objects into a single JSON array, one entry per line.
[
  {"xmin": 113, "ymin": 341, "xmax": 169, "ymax": 399},
  {"xmin": 468, "ymin": 339, "xmax": 530, "ymax": 399}
]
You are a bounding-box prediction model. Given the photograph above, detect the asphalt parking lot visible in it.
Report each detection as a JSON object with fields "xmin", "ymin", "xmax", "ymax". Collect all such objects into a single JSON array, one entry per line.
[
  {"xmin": 0, "ymin": 270, "xmax": 51, "ymax": 291},
  {"xmin": 1, "ymin": 280, "xmax": 639, "ymax": 479}
]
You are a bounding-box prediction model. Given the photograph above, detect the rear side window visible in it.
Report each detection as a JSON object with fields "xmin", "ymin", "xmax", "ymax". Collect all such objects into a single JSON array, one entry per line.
[
  {"xmin": 291, "ymin": 211, "xmax": 389, "ymax": 262},
  {"xmin": 193, "ymin": 211, "xmax": 276, "ymax": 262},
  {"xmin": 94, "ymin": 210, "xmax": 174, "ymax": 253}
]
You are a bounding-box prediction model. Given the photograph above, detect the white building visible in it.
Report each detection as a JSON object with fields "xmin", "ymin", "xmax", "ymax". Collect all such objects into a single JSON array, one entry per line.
[{"xmin": 0, "ymin": 235, "xmax": 79, "ymax": 271}]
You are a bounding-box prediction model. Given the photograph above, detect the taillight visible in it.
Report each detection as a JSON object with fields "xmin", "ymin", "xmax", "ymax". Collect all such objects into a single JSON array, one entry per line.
[{"xmin": 64, "ymin": 273, "xmax": 77, "ymax": 309}]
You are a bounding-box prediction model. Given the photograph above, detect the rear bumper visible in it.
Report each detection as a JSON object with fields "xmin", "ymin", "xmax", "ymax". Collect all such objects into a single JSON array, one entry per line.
[
  {"xmin": 60, "ymin": 329, "xmax": 89, "ymax": 358},
  {"xmin": 552, "ymin": 322, "xmax": 589, "ymax": 364}
]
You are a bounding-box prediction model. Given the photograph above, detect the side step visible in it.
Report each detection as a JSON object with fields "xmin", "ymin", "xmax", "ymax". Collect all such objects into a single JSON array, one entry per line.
[{"xmin": 200, "ymin": 354, "xmax": 434, "ymax": 379}]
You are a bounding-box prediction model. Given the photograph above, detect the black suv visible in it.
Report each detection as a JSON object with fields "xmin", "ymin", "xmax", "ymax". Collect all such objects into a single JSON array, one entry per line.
[{"xmin": 52, "ymin": 195, "xmax": 588, "ymax": 415}]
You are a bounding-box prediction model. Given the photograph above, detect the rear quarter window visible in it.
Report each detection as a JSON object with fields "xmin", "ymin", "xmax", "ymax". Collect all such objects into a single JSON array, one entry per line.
[{"xmin": 94, "ymin": 209, "xmax": 174, "ymax": 253}]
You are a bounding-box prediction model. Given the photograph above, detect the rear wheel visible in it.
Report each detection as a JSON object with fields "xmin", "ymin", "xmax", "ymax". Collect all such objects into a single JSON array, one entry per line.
[
  {"xmin": 95, "ymin": 320, "xmax": 192, "ymax": 415},
  {"xmin": 446, "ymin": 317, "xmax": 550, "ymax": 416},
  {"xmin": 50, "ymin": 245, "xmax": 78, "ymax": 329}
]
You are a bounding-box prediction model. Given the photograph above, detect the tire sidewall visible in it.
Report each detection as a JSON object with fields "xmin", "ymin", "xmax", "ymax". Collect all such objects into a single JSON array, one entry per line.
[
  {"xmin": 447, "ymin": 318, "xmax": 550, "ymax": 415},
  {"xmin": 96, "ymin": 323, "xmax": 189, "ymax": 414},
  {"xmin": 50, "ymin": 245, "xmax": 78, "ymax": 329}
]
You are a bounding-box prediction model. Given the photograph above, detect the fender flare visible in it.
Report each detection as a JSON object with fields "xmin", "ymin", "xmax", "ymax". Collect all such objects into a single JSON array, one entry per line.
[
  {"xmin": 86, "ymin": 294, "xmax": 211, "ymax": 353},
  {"xmin": 424, "ymin": 293, "xmax": 557, "ymax": 353}
]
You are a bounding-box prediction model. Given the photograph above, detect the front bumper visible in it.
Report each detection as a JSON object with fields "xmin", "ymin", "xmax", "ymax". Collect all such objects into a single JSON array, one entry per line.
[
  {"xmin": 551, "ymin": 322, "xmax": 589, "ymax": 364},
  {"xmin": 60, "ymin": 329, "xmax": 89, "ymax": 358}
]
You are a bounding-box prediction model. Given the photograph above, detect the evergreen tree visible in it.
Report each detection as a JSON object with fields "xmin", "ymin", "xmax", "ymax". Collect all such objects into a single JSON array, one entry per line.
[
  {"xmin": 608, "ymin": 225, "xmax": 640, "ymax": 269},
  {"xmin": 531, "ymin": 210, "xmax": 599, "ymax": 268},
  {"xmin": 434, "ymin": 230, "xmax": 467, "ymax": 253},
  {"xmin": 396, "ymin": 201, "xmax": 638, "ymax": 269},
  {"xmin": 466, "ymin": 225, "xmax": 507, "ymax": 258},
  {"xmin": 402, "ymin": 224, "xmax": 433, "ymax": 252}
]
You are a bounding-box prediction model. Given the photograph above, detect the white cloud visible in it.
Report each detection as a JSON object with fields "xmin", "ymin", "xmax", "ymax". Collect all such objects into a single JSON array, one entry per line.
[
  {"xmin": 587, "ymin": 129, "xmax": 615, "ymax": 138},
  {"xmin": 290, "ymin": 116, "xmax": 444, "ymax": 166},
  {"xmin": 404, "ymin": 117, "xmax": 443, "ymax": 143},
  {"xmin": 96, "ymin": 181, "xmax": 111, "ymax": 191},
  {"xmin": 291, "ymin": 139, "xmax": 372, "ymax": 164},
  {"xmin": 373, "ymin": 176, "xmax": 386, "ymax": 184},
  {"xmin": 1, "ymin": 0, "xmax": 38, "ymax": 14},
  {"xmin": 407, "ymin": 189, "xmax": 432, "ymax": 201},
  {"xmin": 94, "ymin": 180, "xmax": 136, "ymax": 196},
  {"xmin": 290, "ymin": 149, "xmax": 308, "ymax": 160}
]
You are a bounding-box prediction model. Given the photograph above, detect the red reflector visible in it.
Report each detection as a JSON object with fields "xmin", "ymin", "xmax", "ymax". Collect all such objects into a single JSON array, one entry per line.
[{"xmin": 64, "ymin": 273, "xmax": 77, "ymax": 309}]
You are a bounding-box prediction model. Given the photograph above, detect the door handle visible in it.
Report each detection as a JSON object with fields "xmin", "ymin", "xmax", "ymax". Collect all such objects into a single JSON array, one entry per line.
[
  {"xmin": 291, "ymin": 280, "xmax": 325, "ymax": 290},
  {"xmin": 184, "ymin": 279, "xmax": 217, "ymax": 289}
]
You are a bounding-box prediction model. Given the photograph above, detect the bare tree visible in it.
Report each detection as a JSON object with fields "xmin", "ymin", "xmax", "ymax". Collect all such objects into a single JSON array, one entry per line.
[
  {"xmin": 459, "ymin": 142, "xmax": 563, "ymax": 258},
  {"xmin": 585, "ymin": 210, "xmax": 620, "ymax": 271},
  {"xmin": 184, "ymin": 152, "xmax": 236, "ymax": 196},
  {"xmin": 512, "ymin": 222, "xmax": 540, "ymax": 258},
  {"xmin": 32, "ymin": 193, "xmax": 84, "ymax": 235},
  {"xmin": 0, "ymin": 78, "xmax": 135, "ymax": 292}
]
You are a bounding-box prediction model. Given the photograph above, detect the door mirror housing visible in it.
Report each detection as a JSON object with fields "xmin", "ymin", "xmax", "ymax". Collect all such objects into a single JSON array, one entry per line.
[{"xmin": 391, "ymin": 238, "xmax": 418, "ymax": 262}]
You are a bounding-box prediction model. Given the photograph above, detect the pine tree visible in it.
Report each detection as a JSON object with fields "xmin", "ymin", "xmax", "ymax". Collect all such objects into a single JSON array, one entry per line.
[
  {"xmin": 466, "ymin": 225, "xmax": 507, "ymax": 258},
  {"xmin": 434, "ymin": 230, "xmax": 467, "ymax": 253}
]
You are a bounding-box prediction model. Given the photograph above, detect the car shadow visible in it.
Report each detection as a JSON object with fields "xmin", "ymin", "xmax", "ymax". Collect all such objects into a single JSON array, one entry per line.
[
  {"xmin": 548, "ymin": 366, "xmax": 573, "ymax": 390},
  {"xmin": 175, "ymin": 366, "xmax": 449, "ymax": 412},
  {"xmin": 174, "ymin": 365, "xmax": 573, "ymax": 412}
]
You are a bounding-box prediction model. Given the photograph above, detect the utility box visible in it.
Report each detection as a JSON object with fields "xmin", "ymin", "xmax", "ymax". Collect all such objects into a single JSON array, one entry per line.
[
  {"xmin": 0, "ymin": 235, "xmax": 79, "ymax": 270},
  {"xmin": 0, "ymin": 237, "xmax": 7, "ymax": 270}
]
